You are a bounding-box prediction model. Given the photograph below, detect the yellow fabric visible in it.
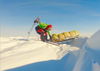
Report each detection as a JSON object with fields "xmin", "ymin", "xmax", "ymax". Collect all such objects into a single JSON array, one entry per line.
[
  {"xmin": 69, "ymin": 31, "xmax": 76, "ymax": 37},
  {"xmin": 52, "ymin": 34, "xmax": 58, "ymax": 40},
  {"xmin": 73, "ymin": 30, "xmax": 79, "ymax": 36},
  {"xmin": 58, "ymin": 34, "xmax": 65, "ymax": 41},
  {"xmin": 51, "ymin": 30, "xmax": 79, "ymax": 42},
  {"xmin": 62, "ymin": 32, "xmax": 70, "ymax": 38}
]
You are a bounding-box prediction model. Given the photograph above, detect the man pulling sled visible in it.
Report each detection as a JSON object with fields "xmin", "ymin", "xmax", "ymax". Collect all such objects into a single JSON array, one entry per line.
[
  {"xmin": 33, "ymin": 16, "xmax": 79, "ymax": 43},
  {"xmin": 34, "ymin": 16, "xmax": 53, "ymax": 42}
]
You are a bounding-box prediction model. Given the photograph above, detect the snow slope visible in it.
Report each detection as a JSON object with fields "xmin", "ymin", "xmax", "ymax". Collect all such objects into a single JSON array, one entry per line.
[
  {"xmin": 0, "ymin": 30, "xmax": 100, "ymax": 71},
  {"xmin": 73, "ymin": 30, "xmax": 100, "ymax": 71}
]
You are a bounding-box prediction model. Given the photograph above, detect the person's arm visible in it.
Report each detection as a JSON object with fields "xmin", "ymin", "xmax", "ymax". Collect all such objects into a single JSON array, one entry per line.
[
  {"xmin": 37, "ymin": 16, "xmax": 40, "ymax": 23},
  {"xmin": 34, "ymin": 16, "xmax": 40, "ymax": 24}
]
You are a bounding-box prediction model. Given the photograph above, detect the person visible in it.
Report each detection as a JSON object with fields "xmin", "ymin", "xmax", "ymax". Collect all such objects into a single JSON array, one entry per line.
[{"xmin": 34, "ymin": 16, "xmax": 53, "ymax": 42}]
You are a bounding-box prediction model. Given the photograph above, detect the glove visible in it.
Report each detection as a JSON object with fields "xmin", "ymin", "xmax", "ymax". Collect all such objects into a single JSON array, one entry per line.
[{"xmin": 34, "ymin": 19, "xmax": 37, "ymax": 24}]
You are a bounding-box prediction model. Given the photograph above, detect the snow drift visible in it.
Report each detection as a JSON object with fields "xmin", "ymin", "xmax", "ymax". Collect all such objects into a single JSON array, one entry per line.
[
  {"xmin": 1, "ymin": 30, "xmax": 100, "ymax": 71},
  {"xmin": 73, "ymin": 30, "xmax": 100, "ymax": 71}
]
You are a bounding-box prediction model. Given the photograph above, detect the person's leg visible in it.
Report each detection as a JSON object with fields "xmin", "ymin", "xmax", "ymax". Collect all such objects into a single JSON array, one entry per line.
[
  {"xmin": 35, "ymin": 26, "xmax": 45, "ymax": 41},
  {"xmin": 44, "ymin": 32, "xmax": 49, "ymax": 41},
  {"xmin": 40, "ymin": 32, "xmax": 45, "ymax": 41}
]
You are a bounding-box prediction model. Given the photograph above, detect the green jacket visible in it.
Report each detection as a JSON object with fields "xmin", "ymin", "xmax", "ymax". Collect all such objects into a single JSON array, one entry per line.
[{"xmin": 38, "ymin": 22, "xmax": 50, "ymax": 35}]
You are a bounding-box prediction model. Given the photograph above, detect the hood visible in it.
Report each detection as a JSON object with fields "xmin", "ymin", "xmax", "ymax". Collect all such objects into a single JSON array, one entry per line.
[{"xmin": 46, "ymin": 24, "xmax": 53, "ymax": 31}]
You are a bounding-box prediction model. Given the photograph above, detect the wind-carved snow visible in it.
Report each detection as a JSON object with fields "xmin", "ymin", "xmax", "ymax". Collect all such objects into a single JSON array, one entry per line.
[
  {"xmin": 1, "ymin": 30, "xmax": 100, "ymax": 71},
  {"xmin": 73, "ymin": 30, "xmax": 100, "ymax": 71}
]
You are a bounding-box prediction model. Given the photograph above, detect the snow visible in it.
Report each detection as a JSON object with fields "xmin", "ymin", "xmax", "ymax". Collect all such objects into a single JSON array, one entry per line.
[
  {"xmin": 85, "ymin": 30, "xmax": 100, "ymax": 50},
  {"xmin": 0, "ymin": 30, "xmax": 100, "ymax": 71},
  {"xmin": 73, "ymin": 29, "xmax": 100, "ymax": 71}
]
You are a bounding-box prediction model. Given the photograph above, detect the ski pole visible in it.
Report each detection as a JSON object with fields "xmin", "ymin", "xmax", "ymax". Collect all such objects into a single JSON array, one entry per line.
[{"xmin": 26, "ymin": 23, "xmax": 35, "ymax": 41}]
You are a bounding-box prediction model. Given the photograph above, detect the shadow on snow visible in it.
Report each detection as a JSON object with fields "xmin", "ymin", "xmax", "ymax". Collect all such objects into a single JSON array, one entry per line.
[{"xmin": 5, "ymin": 50, "xmax": 80, "ymax": 71}]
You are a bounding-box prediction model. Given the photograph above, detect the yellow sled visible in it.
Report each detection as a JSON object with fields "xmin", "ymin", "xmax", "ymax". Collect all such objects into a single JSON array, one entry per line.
[{"xmin": 51, "ymin": 30, "xmax": 79, "ymax": 42}]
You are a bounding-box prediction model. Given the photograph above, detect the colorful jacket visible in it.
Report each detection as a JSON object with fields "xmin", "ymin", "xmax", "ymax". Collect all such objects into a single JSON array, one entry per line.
[{"xmin": 38, "ymin": 22, "xmax": 50, "ymax": 35}]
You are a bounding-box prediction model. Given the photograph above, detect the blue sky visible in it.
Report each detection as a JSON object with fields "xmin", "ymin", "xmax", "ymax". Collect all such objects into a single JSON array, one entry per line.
[{"xmin": 1, "ymin": 0, "xmax": 100, "ymax": 37}]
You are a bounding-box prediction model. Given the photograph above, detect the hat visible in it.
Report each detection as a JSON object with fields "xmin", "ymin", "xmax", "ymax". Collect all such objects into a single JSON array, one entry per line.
[{"xmin": 46, "ymin": 24, "xmax": 53, "ymax": 31}]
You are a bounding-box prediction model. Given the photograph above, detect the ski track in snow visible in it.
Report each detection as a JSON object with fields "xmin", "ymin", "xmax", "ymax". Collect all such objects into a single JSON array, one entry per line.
[{"xmin": 0, "ymin": 36, "xmax": 90, "ymax": 71}]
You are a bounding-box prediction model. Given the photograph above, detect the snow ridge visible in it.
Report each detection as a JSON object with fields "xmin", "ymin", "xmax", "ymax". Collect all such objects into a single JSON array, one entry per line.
[{"xmin": 1, "ymin": 30, "xmax": 100, "ymax": 71}]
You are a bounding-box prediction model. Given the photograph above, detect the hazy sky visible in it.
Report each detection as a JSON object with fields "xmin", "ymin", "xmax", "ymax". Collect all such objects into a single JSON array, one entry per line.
[{"xmin": 1, "ymin": 0, "xmax": 100, "ymax": 37}]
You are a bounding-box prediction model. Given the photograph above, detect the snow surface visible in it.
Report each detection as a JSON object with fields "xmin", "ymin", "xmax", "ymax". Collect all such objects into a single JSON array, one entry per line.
[
  {"xmin": 0, "ymin": 30, "xmax": 100, "ymax": 71},
  {"xmin": 73, "ymin": 30, "xmax": 100, "ymax": 71}
]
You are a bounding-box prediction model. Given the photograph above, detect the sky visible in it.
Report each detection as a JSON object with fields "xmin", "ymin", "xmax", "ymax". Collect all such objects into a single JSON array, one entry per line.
[{"xmin": 1, "ymin": 0, "xmax": 100, "ymax": 37}]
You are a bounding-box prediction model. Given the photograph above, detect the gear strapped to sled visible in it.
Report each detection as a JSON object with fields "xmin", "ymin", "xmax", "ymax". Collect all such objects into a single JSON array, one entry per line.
[{"xmin": 51, "ymin": 30, "xmax": 79, "ymax": 42}]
